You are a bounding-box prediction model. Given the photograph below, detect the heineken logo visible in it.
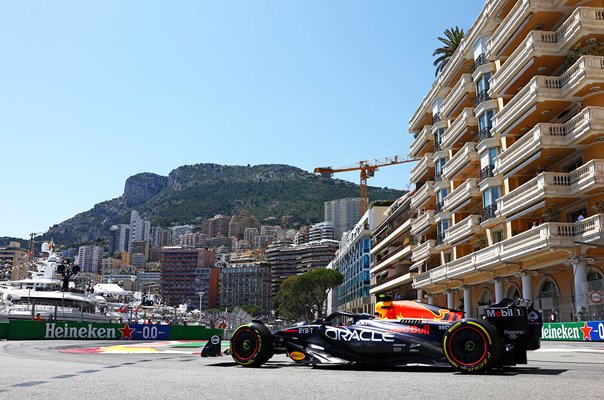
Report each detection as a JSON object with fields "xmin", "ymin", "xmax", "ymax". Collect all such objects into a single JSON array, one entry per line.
[{"xmin": 44, "ymin": 323, "xmax": 136, "ymax": 340}]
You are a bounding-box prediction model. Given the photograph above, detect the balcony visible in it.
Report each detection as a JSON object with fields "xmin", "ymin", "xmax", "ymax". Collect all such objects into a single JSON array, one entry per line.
[
  {"xmin": 487, "ymin": 0, "xmax": 563, "ymax": 60},
  {"xmin": 412, "ymin": 221, "xmax": 584, "ymax": 289},
  {"xmin": 475, "ymin": 89, "xmax": 491, "ymax": 106},
  {"xmin": 441, "ymin": 108, "xmax": 478, "ymax": 149},
  {"xmin": 574, "ymin": 214, "xmax": 604, "ymax": 247},
  {"xmin": 496, "ymin": 107, "xmax": 604, "ymax": 176},
  {"xmin": 500, "ymin": 223, "xmax": 574, "ymax": 263},
  {"xmin": 410, "ymin": 181, "xmax": 435, "ymax": 210},
  {"xmin": 482, "ymin": 204, "xmax": 498, "ymax": 222},
  {"xmin": 444, "ymin": 178, "xmax": 481, "ymax": 213},
  {"xmin": 409, "ymin": 153, "xmax": 435, "ymax": 184},
  {"xmin": 497, "ymin": 160, "xmax": 604, "ymax": 218},
  {"xmin": 370, "ymin": 271, "xmax": 418, "ymax": 294},
  {"xmin": 441, "ymin": 74, "xmax": 476, "ymax": 120},
  {"xmin": 411, "ymin": 210, "xmax": 436, "ymax": 236},
  {"xmin": 446, "ymin": 253, "xmax": 476, "ymax": 279},
  {"xmin": 478, "ymin": 127, "xmax": 493, "ymax": 144},
  {"xmin": 493, "ymin": 56, "xmax": 604, "ymax": 136},
  {"xmin": 490, "ymin": 7, "xmax": 604, "ymax": 97},
  {"xmin": 445, "ymin": 215, "xmax": 483, "ymax": 246},
  {"xmin": 411, "ymin": 239, "xmax": 438, "ymax": 263},
  {"xmin": 409, "ymin": 125, "xmax": 434, "ymax": 158},
  {"xmin": 480, "ymin": 165, "xmax": 494, "ymax": 181},
  {"xmin": 443, "ymin": 142, "xmax": 480, "ymax": 180},
  {"xmin": 370, "ymin": 218, "xmax": 415, "ymax": 256},
  {"xmin": 371, "ymin": 244, "xmax": 415, "ymax": 275}
]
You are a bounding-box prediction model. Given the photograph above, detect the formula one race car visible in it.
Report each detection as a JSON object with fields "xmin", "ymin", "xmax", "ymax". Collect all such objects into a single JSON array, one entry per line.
[{"xmin": 202, "ymin": 297, "xmax": 543, "ymax": 374}]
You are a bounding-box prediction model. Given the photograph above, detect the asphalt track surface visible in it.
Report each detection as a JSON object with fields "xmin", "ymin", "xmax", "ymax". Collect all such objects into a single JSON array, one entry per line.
[{"xmin": 0, "ymin": 340, "xmax": 603, "ymax": 400}]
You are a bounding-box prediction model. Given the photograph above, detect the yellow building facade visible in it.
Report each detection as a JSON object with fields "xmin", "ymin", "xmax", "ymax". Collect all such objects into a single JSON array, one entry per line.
[{"xmin": 394, "ymin": 0, "xmax": 604, "ymax": 322}]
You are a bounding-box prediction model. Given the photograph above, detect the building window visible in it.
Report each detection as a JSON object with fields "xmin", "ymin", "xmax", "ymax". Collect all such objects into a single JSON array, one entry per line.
[
  {"xmin": 437, "ymin": 219, "xmax": 449, "ymax": 245},
  {"xmin": 476, "ymin": 72, "xmax": 492, "ymax": 105},
  {"xmin": 435, "ymin": 157, "xmax": 446, "ymax": 182},
  {"xmin": 492, "ymin": 230, "xmax": 504, "ymax": 244},
  {"xmin": 478, "ymin": 110, "xmax": 494, "ymax": 142},
  {"xmin": 434, "ymin": 128, "xmax": 445, "ymax": 151},
  {"xmin": 480, "ymin": 147, "xmax": 497, "ymax": 180},
  {"xmin": 436, "ymin": 188, "xmax": 448, "ymax": 214}
]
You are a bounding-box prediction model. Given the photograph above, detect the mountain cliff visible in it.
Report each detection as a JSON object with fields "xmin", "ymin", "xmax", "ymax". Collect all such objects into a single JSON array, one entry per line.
[{"xmin": 44, "ymin": 163, "xmax": 405, "ymax": 246}]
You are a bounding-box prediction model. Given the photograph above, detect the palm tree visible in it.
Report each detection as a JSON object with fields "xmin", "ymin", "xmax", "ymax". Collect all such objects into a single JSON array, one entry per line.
[{"xmin": 433, "ymin": 26, "xmax": 466, "ymax": 77}]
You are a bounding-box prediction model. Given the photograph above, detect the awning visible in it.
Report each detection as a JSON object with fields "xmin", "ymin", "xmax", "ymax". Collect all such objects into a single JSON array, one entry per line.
[{"xmin": 410, "ymin": 260, "xmax": 425, "ymax": 272}]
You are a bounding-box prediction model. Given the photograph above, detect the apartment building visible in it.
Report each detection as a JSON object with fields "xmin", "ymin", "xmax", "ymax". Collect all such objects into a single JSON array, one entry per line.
[
  {"xmin": 406, "ymin": 0, "xmax": 604, "ymax": 321},
  {"xmin": 219, "ymin": 253, "xmax": 272, "ymax": 314},
  {"xmin": 370, "ymin": 194, "xmax": 418, "ymax": 304},
  {"xmin": 266, "ymin": 239, "xmax": 339, "ymax": 297},
  {"xmin": 309, "ymin": 221, "xmax": 335, "ymax": 242},
  {"xmin": 76, "ymin": 245, "xmax": 103, "ymax": 274},
  {"xmin": 109, "ymin": 224, "xmax": 130, "ymax": 255},
  {"xmin": 332, "ymin": 206, "xmax": 388, "ymax": 313},
  {"xmin": 325, "ymin": 197, "xmax": 361, "ymax": 240},
  {"xmin": 159, "ymin": 247, "xmax": 216, "ymax": 306}
]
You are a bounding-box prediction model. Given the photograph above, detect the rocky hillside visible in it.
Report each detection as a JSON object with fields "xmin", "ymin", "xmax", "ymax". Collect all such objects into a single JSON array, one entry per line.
[{"xmin": 44, "ymin": 163, "xmax": 404, "ymax": 246}]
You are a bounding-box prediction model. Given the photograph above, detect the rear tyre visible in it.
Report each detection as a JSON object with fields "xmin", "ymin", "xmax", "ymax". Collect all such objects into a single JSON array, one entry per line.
[
  {"xmin": 230, "ymin": 323, "xmax": 273, "ymax": 367},
  {"xmin": 443, "ymin": 319, "xmax": 501, "ymax": 374}
]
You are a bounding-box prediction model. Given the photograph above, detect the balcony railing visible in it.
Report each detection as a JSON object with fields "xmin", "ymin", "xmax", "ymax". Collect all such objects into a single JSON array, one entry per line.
[
  {"xmin": 490, "ymin": 7, "xmax": 604, "ymax": 96},
  {"xmin": 482, "ymin": 204, "xmax": 498, "ymax": 221},
  {"xmin": 480, "ymin": 165, "xmax": 494, "ymax": 181},
  {"xmin": 475, "ymin": 89, "xmax": 491, "ymax": 106},
  {"xmin": 370, "ymin": 218, "xmax": 415, "ymax": 256},
  {"xmin": 413, "ymin": 219, "xmax": 597, "ymax": 289},
  {"xmin": 411, "ymin": 210, "xmax": 436, "ymax": 236},
  {"xmin": 409, "ymin": 153, "xmax": 435, "ymax": 184},
  {"xmin": 410, "ymin": 181, "xmax": 435, "ymax": 210},
  {"xmin": 474, "ymin": 53, "xmax": 490, "ymax": 69},
  {"xmin": 573, "ymin": 214, "xmax": 604, "ymax": 245},
  {"xmin": 371, "ymin": 244, "xmax": 415, "ymax": 274},
  {"xmin": 487, "ymin": 0, "xmax": 562, "ymax": 59},
  {"xmin": 435, "ymin": 201, "xmax": 445, "ymax": 214},
  {"xmin": 443, "ymin": 142, "xmax": 479, "ymax": 180},
  {"xmin": 370, "ymin": 272, "xmax": 417, "ymax": 294},
  {"xmin": 441, "ymin": 107, "xmax": 477, "ymax": 149},
  {"xmin": 411, "ymin": 239, "xmax": 437, "ymax": 263},
  {"xmin": 409, "ymin": 125, "xmax": 434, "ymax": 158},
  {"xmin": 493, "ymin": 56, "xmax": 604, "ymax": 136},
  {"xmin": 444, "ymin": 178, "xmax": 481, "ymax": 212},
  {"xmin": 503, "ymin": 105, "xmax": 604, "ymax": 167},
  {"xmin": 497, "ymin": 160, "xmax": 604, "ymax": 217},
  {"xmin": 440, "ymin": 74, "xmax": 476, "ymax": 119},
  {"xmin": 445, "ymin": 215, "xmax": 483, "ymax": 246},
  {"xmin": 478, "ymin": 127, "xmax": 492, "ymax": 143}
]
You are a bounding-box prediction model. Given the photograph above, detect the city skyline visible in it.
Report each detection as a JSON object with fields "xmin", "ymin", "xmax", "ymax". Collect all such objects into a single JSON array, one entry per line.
[{"xmin": 0, "ymin": 1, "xmax": 483, "ymax": 239}]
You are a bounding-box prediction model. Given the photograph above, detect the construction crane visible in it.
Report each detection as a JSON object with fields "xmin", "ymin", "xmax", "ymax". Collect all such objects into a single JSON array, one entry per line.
[{"xmin": 314, "ymin": 155, "xmax": 418, "ymax": 217}]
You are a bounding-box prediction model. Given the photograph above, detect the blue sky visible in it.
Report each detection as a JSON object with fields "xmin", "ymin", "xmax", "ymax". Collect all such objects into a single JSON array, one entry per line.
[{"xmin": 0, "ymin": 0, "xmax": 484, "ymax": 239}]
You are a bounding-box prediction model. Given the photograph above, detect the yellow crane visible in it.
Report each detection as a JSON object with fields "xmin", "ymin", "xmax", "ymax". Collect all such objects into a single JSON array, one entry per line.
[{"xmin": 314, "ymin": 155, "xmax": 418, "ymax": 217}]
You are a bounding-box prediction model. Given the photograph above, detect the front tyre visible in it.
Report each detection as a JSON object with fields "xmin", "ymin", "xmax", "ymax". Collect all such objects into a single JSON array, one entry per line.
[
  {"xmin": 230, "ymin": 323, "xmax": 273, "ymax": 367},
  {"xmin": 443, "ymin": 319, "xmax": 501, "ymax": 374}
]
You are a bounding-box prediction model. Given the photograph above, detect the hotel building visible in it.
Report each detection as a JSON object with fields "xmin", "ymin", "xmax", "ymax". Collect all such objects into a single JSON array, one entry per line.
[{"xmin": 405, "ymin": 0, "xmax": 604, "ymax": 321}]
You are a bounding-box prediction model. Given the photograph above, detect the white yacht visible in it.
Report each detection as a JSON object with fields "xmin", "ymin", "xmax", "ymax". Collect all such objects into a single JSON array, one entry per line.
[{"xmin": 0, "ymin": 242, "xmax": 112, "ymax": 323}]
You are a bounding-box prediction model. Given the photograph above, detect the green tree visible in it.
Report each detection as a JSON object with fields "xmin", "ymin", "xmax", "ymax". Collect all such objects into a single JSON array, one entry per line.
[
  {"xmin": 275, "ymin": 268, "xmax": 343, "ymax": 322},
  {"xmin": 433, "ymin": 26, "xmax": 465, "ymax": 76}
]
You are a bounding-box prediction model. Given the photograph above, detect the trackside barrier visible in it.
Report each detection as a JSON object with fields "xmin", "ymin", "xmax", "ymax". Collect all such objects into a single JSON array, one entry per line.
[
  {"xmin": 0, "ymin": 321, "xmax": 7, "ymax": 339},
  {"xmin": 1, "ymin": 320, "xmax": 222, "ymax": 341},
  {"xmin": 541, "ymin": 321, "xmax": 604, "ymax": 342}
]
